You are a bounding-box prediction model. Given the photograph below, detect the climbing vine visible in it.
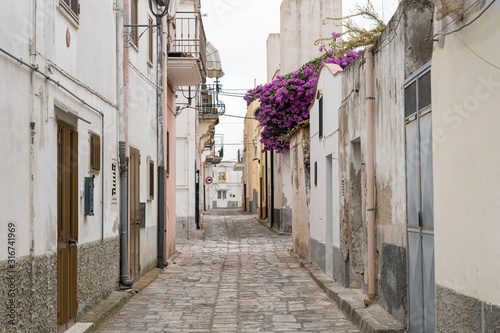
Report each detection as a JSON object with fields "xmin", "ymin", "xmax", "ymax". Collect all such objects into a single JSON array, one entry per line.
[{"xmin": 244, "ymin": 1, "xmax": 385, "ymax": 153}]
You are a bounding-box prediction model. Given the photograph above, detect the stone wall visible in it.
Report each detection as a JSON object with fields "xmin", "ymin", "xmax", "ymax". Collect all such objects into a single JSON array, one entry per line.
[
  {"xmin": 0, "ymin": 253, "xmax": 57, "ymax": 332},
  {"xmin": 436, "ymin": 285, "xmax": 500, "ymax": 332},
  {"xmin": 176, "ymin": 216, "xmax": 196, "ymax": 239},
  {"xmin": 76, "ymin": 236, "xmax": 120, "ymax": 318},
  {"xmin": 289, "ymin": 123, "xmax": 311, "ymax": 262},
  {"xmin": 337, "ymin": 0, "xmax": 433, "ymax": 323}
]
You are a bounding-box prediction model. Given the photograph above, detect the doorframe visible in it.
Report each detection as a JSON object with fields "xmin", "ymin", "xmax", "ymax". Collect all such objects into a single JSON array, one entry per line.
[
  {"xmin": 57, "ymin": 121, "xmax": 79, "ymax": 331},
  {"xmin": 128, "ymin": 146, "xmax": 141, "ymax": 281},
  {"xmin": 403, "ymin": 61, "xmax": 435, "ymax": 332}
]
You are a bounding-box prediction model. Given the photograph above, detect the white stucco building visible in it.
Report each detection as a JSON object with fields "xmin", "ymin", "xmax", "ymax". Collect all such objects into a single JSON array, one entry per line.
[
  {"xmin": 205, "ymin": 162, "xmax": 242, "ymax": 209},
  {"xmin": 0, "ymin": 1, "xmax": 122, "ymax": 330},
  {"xmin": 431, "ymin": 0, "xmax": 500, "ymax": 330}
]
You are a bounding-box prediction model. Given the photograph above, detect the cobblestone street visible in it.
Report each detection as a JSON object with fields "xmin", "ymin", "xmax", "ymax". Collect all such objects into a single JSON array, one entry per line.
[{"xmin": 99, "ymin": 209, "xmax": 359, "ymax": 332}]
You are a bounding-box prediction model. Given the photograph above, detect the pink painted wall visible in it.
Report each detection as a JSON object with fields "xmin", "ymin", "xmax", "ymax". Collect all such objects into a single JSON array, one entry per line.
[{"xmin": 165, "ymin": 83, "xmax": 177, "ymax": 258}]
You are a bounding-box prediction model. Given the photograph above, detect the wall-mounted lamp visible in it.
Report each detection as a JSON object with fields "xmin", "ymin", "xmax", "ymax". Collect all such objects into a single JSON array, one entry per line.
[{"xmin": 252, "ymin": 138, "xmax": 258, "ymax": 149}]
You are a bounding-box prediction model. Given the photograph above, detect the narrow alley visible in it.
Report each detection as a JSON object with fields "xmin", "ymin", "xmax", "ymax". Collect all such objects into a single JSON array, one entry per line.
[{"xmin": 98, "ymin": 209, "xmax": 359, "ymax": 332}]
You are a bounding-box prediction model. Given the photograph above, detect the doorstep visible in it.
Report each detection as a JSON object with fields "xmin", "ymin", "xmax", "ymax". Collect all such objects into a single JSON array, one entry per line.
[{"xmin": 290, "ymin": 252, "xmax": 406, "ymax": 333}]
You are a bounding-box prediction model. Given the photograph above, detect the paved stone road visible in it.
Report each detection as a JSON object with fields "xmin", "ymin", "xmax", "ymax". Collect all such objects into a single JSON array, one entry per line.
[{"xmin": 99, "ymin": 209, "xmax": 359, "ymax": 332}]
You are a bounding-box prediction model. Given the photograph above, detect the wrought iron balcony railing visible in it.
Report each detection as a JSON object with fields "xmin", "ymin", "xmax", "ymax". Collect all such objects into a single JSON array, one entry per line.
[
  {"xmin": 168, "ymin": 12, "xmax": 207, "ymax": 75},
  {"xmin": 198, "ymin": 83, "xmax": 226, "ymax": 115}
]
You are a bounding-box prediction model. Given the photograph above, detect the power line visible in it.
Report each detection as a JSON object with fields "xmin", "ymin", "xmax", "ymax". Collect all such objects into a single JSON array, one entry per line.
[{"xmin": 221, "ymin": 114, "xmax": 256, "ymax": 120}]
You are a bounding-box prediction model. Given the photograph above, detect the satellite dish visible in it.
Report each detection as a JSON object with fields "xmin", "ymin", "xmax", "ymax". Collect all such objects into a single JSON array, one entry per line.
[{"xmin": 168, "ymin": 0, "xmax": 180, "ymax": 18}]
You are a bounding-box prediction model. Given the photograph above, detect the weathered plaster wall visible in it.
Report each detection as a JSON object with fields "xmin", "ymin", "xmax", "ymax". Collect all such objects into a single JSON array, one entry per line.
[
  {"xmin": 432, "ymin": 0, "xmax": 500, "ymax": 327},
  {"xmin": 267, "ymin": 34, "xmax": 281, "ymax": 83},
  {"xmin": 337, "ymin": 0, "xmax": 433, "ymax": 323},
  {"xmin": 280, "ymin": 0, "xmax": 342, "ymax": 74},
  {"xmin": 290, "ymin": 124, "xmax": 311, "ymax": 262}
]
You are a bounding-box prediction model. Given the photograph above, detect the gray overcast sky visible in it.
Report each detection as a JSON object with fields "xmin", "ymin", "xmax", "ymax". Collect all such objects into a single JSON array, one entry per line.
[{"xmin": 201, "ymin": 0, "xmax": 398, "ymax": 162}]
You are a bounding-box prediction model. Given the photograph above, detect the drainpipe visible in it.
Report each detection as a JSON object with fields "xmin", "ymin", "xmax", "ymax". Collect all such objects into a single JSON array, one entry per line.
[
  {"xmin": 157, "ymin": 14, "xmax": 166, "ymax": 269},
  {"xmin": 364, "ymin": 45, "xmax": 376, "ymax": 306},
  {"xmin": 118, "ymin": 0, "xmax": 133, "ymax": 287},
  {"xmin": 270, "ymin": 151, "xmax": 274, "ymax": 228}
]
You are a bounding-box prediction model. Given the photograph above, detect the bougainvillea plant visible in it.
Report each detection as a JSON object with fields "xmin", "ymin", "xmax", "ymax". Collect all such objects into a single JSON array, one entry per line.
[
  {"xmin": 244, "ymin": 1, "xmax": 385, "ymax": 153},
  {"xmin": 244, "ymin": 40, "xmax": 361, "ymax": 153}
]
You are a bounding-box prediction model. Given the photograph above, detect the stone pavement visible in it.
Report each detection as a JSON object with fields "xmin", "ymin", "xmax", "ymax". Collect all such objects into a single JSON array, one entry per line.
[{"xmin": 98, "ymin": 209, "xmax": 360, "ymax": 332}]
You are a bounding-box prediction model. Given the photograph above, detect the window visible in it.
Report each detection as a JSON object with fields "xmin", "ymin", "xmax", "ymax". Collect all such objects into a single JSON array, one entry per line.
[
  {"xmin": 148, "ymin": 159, "xmax": 154, "ymax": 200},
  {"xmin": 148, "ymin": 17, "xmax": 154, "ymax": 65},
  {"xmin": 314, "ymin": 162, "xmax": 317, "ymax": 187},
  {"xmin": 90, "ymin": 133, "xmax": 101, "ymax": 172},
  {"xmin": 131, "ymin": 0, "xmax": 139, "ymax": 46},
  {"xmin": 218, "ymin": 191, "xmax": 227, "ymax": 200},
  {"xmin": 166, "ymin": 131, "xmax": 170, "ymax": 176},
  {"xmin": 404, "ymin": 62, "xmax": 432, "ymax": 119},
  {"xmin": 60, "ymin": 0, "xmax": 79, "ymax": 22},
  {"xmin": 319, "ymin": 96, "xmax": 324, "ymax": 138}
]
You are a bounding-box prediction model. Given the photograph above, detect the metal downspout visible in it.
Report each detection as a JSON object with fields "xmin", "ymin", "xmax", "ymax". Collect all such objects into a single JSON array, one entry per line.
[
  {"xmin": 364, "ymin": 46, "xmax": 376, "ymax": 306},
  {"xmin": 157, "ymin": 15, "xmax": 166, "ymax": 269},
  {"xmin": 118, "ymin": 0, "xmax": 133, "ymax": 287}
]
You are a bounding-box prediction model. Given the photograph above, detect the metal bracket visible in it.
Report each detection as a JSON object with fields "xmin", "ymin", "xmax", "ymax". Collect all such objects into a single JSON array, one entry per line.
[{"xmin": 123, "ymin": 24, "xmax": 160, "ymax": 46}]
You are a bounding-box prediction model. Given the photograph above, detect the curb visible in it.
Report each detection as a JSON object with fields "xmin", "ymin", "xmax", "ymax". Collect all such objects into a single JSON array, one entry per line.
[
  {"xmin": 74, "ymin": 267, "xmax": 164, "ymax": 332},
  {"xmin": 290, "ymin": 252, "xmax": 406, "ymax": 333},
  {"xmin": 254, "ymin": 216, "xmax": 292, "ymax": 236}
]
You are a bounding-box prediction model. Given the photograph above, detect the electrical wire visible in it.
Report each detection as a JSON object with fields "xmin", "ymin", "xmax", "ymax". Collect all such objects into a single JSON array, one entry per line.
[
  {"xmin": 220, "ymin": 114, "xmax": 257, "ymax": 120},
  {"xmin": 433, "ymin": 0, "xmax": 496, "ymax": 38}
]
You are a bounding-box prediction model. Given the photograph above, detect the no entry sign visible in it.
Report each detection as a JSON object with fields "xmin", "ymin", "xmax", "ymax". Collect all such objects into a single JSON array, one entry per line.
[{"xmin": 206, "ymin": 177, "xmax": 213, "ymax": 184}]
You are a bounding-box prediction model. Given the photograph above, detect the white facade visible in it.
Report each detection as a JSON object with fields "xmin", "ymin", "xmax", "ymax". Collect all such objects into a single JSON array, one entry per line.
[
  {"xmin": 206, "ymin": 162, "xmax": 242, "ymax": 209},
  {"xmin": 309, "ymin": 65, "xmax": 343, "ymax": 279},
  {"xmin": 431, "ymin": 0, "xmax": 500, "ymax": 329},
  {"xmin": 0, "ymin": 0, "xmax": 122, "ymax": 329},
  {"xmin": 280, "ymin": 0, "xmax": 342, "ymax": 74},
  {"xmin": 176, "ymin": 97, "xmax": 199, "ymax": 239}
]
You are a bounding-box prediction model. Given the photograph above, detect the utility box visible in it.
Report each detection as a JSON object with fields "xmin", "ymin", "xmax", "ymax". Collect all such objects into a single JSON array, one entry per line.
[{"xmin": 85, "ymin": 176, "xmax": 95, "ymax": 216}]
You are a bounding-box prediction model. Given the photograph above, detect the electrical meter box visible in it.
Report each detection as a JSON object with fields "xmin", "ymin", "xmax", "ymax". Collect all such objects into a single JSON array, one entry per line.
[{"xmin": 85, "ymin": 176, "xmax": 95, "ymax": 216}]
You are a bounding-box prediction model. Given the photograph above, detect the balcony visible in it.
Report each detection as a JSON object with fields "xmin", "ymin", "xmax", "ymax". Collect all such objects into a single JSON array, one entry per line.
[
  {"xmin": 167, "ymin": 12, "xmax": 207, "ymax": 87},
  {"xmin": 205, "ymin": 135, "xmax": 224, "ymax": 165},
  {"xmin": 198, "ymin": 83, "xmax": 226, "ymax": 117}
]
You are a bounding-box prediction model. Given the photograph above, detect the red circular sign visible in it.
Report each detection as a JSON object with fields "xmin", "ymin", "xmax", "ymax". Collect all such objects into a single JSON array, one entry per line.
[{"xmin": 206, "ymin": 177, "xmax": 213, "ymax": 184}]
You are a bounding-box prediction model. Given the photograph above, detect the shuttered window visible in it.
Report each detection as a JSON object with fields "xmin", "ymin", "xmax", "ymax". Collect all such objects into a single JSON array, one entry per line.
[
  {"xmin": 319, "ymin": 97, "xmax": 324, "ymax": 138},
  {"xmin": 131, "ymin": 0, "xmax": 139, "ymax": 46},
  {"xmin": 61, "ymin": 0, "xmax": 79, "ymax": 22},
  {"xmin": 148, "ymin": 17, "xmax": 154, "ymax": 64},
  {"xmin": 405, "ymin": 67, "xmax": 432, "ymax": 119},
  {"xmin": 149, "ymin": 160, "xmax": 154, "ymax": 200},
  {"xmin": 90, "ymin": 133, "xmax": 100, "ymax": 172}
]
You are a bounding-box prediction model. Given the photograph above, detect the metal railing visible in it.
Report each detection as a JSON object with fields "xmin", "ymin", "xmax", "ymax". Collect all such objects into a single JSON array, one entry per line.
[
  {"xmin": 168, "ymin": 12, "xmax": 207, "ymax": 74},
  {"xmin": 197, "ymin": 83, "xmax": 226, "ymax": 115}
]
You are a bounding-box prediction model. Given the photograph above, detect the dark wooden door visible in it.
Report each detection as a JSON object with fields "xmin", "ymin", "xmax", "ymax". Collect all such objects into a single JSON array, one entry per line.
[
  {"xmin": 57, "ymin": 125, "xmax": 78, "ymax": 327},
  {"xmin": 129, "ymin": 148, "xmax": 141, "ymax": 281}
]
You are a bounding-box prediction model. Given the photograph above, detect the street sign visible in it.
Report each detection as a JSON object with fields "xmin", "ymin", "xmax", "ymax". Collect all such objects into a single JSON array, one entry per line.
[{"xmin": 206, "ymin": 177, "xmax": 213, "ymax": 184}]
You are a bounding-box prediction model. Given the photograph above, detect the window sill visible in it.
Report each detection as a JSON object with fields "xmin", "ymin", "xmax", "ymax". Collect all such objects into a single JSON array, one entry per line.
[
  {"xmin": 58, "ymin": 3, "xmax": 79, "ymax": 29},
  {"xmin": 89, "ymin": 169, "xmax": 100, "ymax": 175}
]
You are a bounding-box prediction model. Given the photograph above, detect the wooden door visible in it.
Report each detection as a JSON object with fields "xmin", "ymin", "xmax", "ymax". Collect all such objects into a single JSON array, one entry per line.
[
  {"xmin": 129, "ymin": 148, "xmax": 141, "ymax": 281},
  {"xmin": 57, "ymin": 125, "xmax": 78, "ymax": 328}
]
